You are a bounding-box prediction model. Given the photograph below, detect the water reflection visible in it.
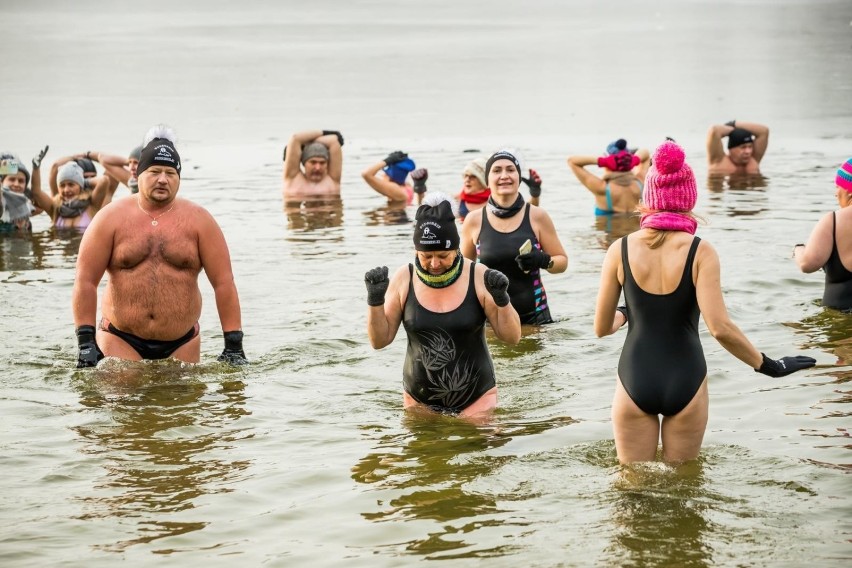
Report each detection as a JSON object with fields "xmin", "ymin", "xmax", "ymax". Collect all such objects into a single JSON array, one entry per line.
[
  {"xmin": 0, "ymin": 229, "xmax": 83, "ymax": 273},
  {"xmin": 605, "ymin": 461, "xmax": 712, "ymax": 567},
  {"xmin": 72, "ymin": 360, "xmax": 251, "ymax": 552},
  {"xmin": 284, "ymin": 197, "xmax": 344, "ymax": 233},
  {"xmin": 362, "ymin": 203, "xmax": 412, "ymax": 226},
  {"xmin": 705, "ymin": 174, "xmax": 770, "ymax": 218},
  {"xmin": 352, "ymin": 412, "xmax": 576, "ymax": 559},
  {"xmin": 593, "ymin": 214, "xmax": 640, "ymax": 249}
]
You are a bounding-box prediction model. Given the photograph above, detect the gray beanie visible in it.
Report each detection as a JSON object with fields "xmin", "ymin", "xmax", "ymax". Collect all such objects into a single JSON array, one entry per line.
[
  {"xmin": 301, "ymin": 142, "xmax": 330, "ymax": 164},
  {"xmin": 57, "ymin": 162, "xmax": 86, "ymax": 189}
]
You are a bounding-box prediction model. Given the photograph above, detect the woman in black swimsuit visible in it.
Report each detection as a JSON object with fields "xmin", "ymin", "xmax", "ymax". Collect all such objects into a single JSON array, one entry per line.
[
  {"xmin": 594, "ymin": 140, "xmax": 815, "ymax": 464},
  {"xmin": 793, "ymin": 157, "xmax": 852, "ymax": 311},
  {"xmin": 364, "ymin": 193, "xmax": 521, "ymax": 419}
]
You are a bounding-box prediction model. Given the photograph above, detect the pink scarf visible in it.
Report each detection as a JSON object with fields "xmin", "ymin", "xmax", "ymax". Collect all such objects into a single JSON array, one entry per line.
[{"xmin": 640, "ymin": 212, "xmax": 697, "ymax": 234}]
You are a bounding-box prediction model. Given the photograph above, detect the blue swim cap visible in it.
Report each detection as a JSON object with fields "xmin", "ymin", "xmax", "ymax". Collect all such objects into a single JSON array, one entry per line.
[{"xmin": 383, "ymin": 158, "xmax": 416, "ymax": 184}]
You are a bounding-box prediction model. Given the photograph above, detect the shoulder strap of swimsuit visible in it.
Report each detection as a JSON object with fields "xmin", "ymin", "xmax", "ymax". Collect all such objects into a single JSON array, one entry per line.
[
  {"xmin": 605, "ymin": 185, "xmax": 613, "ymax": 211},
  {"xmin": 682, "ymin": 236, "xmax": 702, "ymax": 282},
  {"xmin": 620, "ymin": 235, "xmax": 633, "ymax": 283}
]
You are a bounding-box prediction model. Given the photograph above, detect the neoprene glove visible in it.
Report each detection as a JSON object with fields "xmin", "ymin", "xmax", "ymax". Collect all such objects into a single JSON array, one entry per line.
[
  {"xmin": 515, "ymin": 248, "xmax": 551, "ymax": 273},
  {"xmin": 365, "ymin": 266, "xmax": 390, "ymax": 307},
  {"xmin": 32, "ymin": 145, "xmax": 49, "ymax": 169},
  {"xmin": 616, "ymin": 305, "xmax": 629, "ymax": 323},
  {"xmin": 522, "ymin": 169, "xmax": 542, "ymax": 198},
  {"xmin": 76, "ymin": 325, "xmax": 104, "ymax": 368},
  {"xmin": 484, "ymin": 269, "xmax": 511, "ymax": 307},
  {"xmin": 383, "ymin": 151, "xmax": 408, "ymax": 166},
  {"xmin": 322, "ymin": 130, "xmax": 344, "ymax": 146},
  {"xmin": 218, "ymin": 331, "xmax": 248, "ymax": 365},
  {"xmin": 725, "ymin": 119, "xmax": 736, "ymax": 128},
  {"xmin": 411, "ymin": 168, "xmax": 428, "ymax": 194},
  {"xmin": 755, "ymin": 353, "xmax": 816, "ymax": 377}
]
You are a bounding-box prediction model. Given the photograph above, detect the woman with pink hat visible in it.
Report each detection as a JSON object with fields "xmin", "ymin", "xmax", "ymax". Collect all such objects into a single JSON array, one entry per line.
[
  {"xmin": 793, "ymin": 158, "xmax": 852, "ymax": 311},
  {"xmin": 594, "ymin": 140, "xmax": 816, "ymax": 465}
]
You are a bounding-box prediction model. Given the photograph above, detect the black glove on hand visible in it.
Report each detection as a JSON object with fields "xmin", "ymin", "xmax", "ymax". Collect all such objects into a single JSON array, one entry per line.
[
  {"xmin": 725, "ymin": 119, "xmax": 736, "ymax": 128},
  {"xmin": 616, "ymin": 305, "xmax": 629, "ymax": 324},
  {"xmin": 522, "ymin": 169, "xmax": 542, "ymax": 198},
  {"xmin": 484, "ymin": 269, "xmax": 511, "ymax": 307},
  {"xmin": 383, "ymin": 151, "xmax": 408, "ymax": 166},
  {"xmin": 32, "ymin": 145, "xmax": 49, "ymax": 169},
  {"xmin": 218, "ymin": 331, "xmax": 248, "ymax": 365},
  {"xmin": 76, "ymin": 325, "xmax": 103, "ymax": 368},
  {"xmin": 515, "ymin": 248, "xmax": 551, "ymax": 273},
  {"xmin": 755, "ymin": 353, "xmax": 816, "ymax": 377},
  {"xmin": 365, "ymin": 266, "xmax": 390, "ymax": 307},
  {"xmin": 322, "ymin": 130, "xmax": 344, "ymax": 146},
  {"xmin": 411, "ymin": 168, "xmax": 428, "ymax": 194}
]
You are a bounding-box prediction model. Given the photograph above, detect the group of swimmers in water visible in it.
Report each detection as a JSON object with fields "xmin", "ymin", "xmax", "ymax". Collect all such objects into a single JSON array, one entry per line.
[{"xmin": 1, "ymin": 118, "xmax": 848, "ymax": 464}]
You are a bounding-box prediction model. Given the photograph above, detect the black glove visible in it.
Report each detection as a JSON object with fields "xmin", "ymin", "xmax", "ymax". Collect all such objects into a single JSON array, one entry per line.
[
  {"xmin": 322, "ymin": 130, "xmax": 344, "ymax": 146},
  {"xmin": 616, "ymin": 305, "xmax": 628, "ymax": 324},
  {"xmin": 32, "ymin": 145, "xmax": 49, "ymax": 169},
  {"xmin": 76, "ymin": 325, "xmax": 104, "ymax": 368},
  {"xmin": 725, "ymin": 119, "xmax": 736, "ymax": 128},
  {"xmin": 522, "ymin": 169, "xmax": 542, "ymax": 198},
  {"xmin": 383, "ymin": 151, "xmax": 408, "ymax": 166},
  {"xmin": 755, "ymin": 353, "xmax": 816, "ymax": 378},
  {"xmin": 515, "ymin": 247, "xmax": 551, "ymax": 273},
  {"xmin": 411, "ymin": 168, "xmax": 428, "ymax": 194},
  {"xmin": 218, "ymin": 331, "xmax": 248, "ymax": 365},
  {"xmin": 484, "ymin": 269, "xmax": 511, "ymax": 307},
  {"xmin": 365, "ymin": 266, "xmax": 390, "ymax": 307}
]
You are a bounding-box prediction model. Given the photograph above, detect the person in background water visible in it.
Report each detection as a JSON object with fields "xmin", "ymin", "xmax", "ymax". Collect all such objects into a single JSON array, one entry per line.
[
  {"xmin": 72, "ymin": 125, "xmax": 248, "ymax": 368},
  {"xmin": 793, "ymin": 158, "xmax": 852, "ymax": 312},
  {"xmin": 457, "ymin": 156, "xmax": 489, "ymax": 222},
  {"xmin": 364, "ymin": 192, "xmax": 520, "ymax": 418},
  {"xmin": 706, "ymin": 119, "xmax": 769, "ymax": 175},
  {"xmin": 460, "ymin": 149, "xmax": 567, "ymax": 325},
  {"xmin": 28, "ymin": 147, "xmax": 111, "ymax": 231},
  {"xmin": 0, "ymin": 151, "xmax": 44, "ymax": 232},
  {"xmin": 48, "ymin": 152, "xmax": 116, "ymax": 197},
  {"xmin": 361, "ymin": 150, "xmax": 426, "ymax": 205},
  {"xmin": 594, "ymin": 139, "xmax": 815, "ymax": 465},
  {"xmin": 567, "ymin": 139, "xmax": 650, "ymax": 216},
  {"xmin": 282, "ymin": 129, "xmax": 343, "ymax": 198},
  {"xmin": 88, "ymin": 145, "xmax": 143, "ymax": 196}
]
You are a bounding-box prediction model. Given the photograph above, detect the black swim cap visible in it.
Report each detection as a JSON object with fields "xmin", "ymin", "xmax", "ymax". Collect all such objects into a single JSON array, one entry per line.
[
  {"xmin": 485, "ymin": 150, "xmax": 521, "ymax": 181},
  {"xmin": 414, "ymin": 199, "xmax": 459, "ymax": 251},
  {"xmin": 728, "ymin": 128, "xmax": 754, "ymax": 149},
  {"xmin": 75, "ymin": 158, "xmax": 97, "ymax": 175},
  {"xmin": 137, "ymin": 138, "xmax": 182, "ymax": 177}
]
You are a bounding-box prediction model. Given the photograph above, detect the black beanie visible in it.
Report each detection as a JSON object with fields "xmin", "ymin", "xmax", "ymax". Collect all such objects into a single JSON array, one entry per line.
[
  {"xmin": 413, "ymin": 200, "xmax": 459, "ymax": 251},
  {"xmin": 137, "ymin": 138, "xmax": 182, "ymax": 177},
  {"xmin": 727, "ymin": 128, "xmax": 754, "ymax": 149},
  {"xmin": 485, "ymin": 150, "xmax": 522, "ymax": 180}
]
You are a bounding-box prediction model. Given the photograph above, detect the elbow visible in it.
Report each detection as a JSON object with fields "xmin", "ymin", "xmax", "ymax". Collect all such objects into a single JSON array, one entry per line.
[{"xmin": 707, "ymin": 320, "xmax": 737, "ymax": 343}]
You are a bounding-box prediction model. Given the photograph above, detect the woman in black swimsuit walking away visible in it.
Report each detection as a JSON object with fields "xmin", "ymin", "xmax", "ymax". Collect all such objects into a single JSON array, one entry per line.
[
  {"xmin": 793, "ymin": 157, "xmax": 852, "ymax": 312},
  {"xmin": 594, "ymin": 140, "xmax": 815, "ymax": 464},
  {"xmin": 364, "ymin": 193, "xmax": 521, "ymax": 419}
]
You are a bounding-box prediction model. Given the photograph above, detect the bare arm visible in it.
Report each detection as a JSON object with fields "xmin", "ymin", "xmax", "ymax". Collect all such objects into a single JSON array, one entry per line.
[
  {"xmin": 366, "ymin": 265, "xmax": 407, "ymax": 348},
  {"xmin": 317, "ymin": 134, "xmax": 343, "ymax": 184},
  {"xmin": 532, "ymin": 208, "xmax": 568, "ymax": 274},
  {"xmin": 460, "ymin": 211, "xmax": 481, "ymax": 261},
  {"xmin": 93, "ymin": 152, "xmax": 132, "ymax": 186},
  {"xmin": 88, "ymin": 175, "xmax": 113, "ymax": 209},
  {"xmin": 72, "ymin": 211, "xmax": 114, "ymax": 327},
  {"xmin": 197, "ymin": 208, "xmax": 242, "ymax": 332},
  {"xmin": 475, "ymin": 264, "xmax": 521, "ymax": 344},
  {"xmin": 594, "ymin": 240, "xmax": 625, "ymax": 337},
  {"xmin": 794, "ymin": 212, "xmax": 833, "ymax": 273},
  {"xmin": 361, "ymin": 161, "xmax": 409, "ymax": 202},
  {"xmin": 706, "ymin": 124, "xmax": 733, "ymax": 165},
  {"xmin": 694, "ymin": 241, "xmax": 763, "ymax": 368},
  {"xmin": 567, "ymin": 155, "xmax": 606, "ymax": 195},
  {"xmin": 634, "ymin": 148, "xmax": 651, "ymax": 182},
  {"xmin": 29, "ymin": 163, "xmax": 57, "ymax": 215},
  {"xmin": 735, "ymin": 120, "xmax": 770, "ymax": 163}
]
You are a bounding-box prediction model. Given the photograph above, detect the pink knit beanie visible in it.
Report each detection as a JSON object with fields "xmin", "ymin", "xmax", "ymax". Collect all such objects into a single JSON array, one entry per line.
[{"xmin": 644, "ymin": 141, "xmax": 697, "ymax": 212}]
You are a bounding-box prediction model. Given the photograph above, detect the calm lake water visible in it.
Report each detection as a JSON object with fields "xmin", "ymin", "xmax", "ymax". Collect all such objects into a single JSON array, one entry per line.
[{"xmin": 2, "ymin": 1, "xmax": 850, "ymax": 566}]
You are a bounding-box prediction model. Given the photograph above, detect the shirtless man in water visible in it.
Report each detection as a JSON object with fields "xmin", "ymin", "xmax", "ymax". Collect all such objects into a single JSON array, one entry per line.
[
  {"xmin": 706, "ymin": 119, "xmax": 769, "ymax": 175},
  {"xmin": 282, "ymin": 129, "xmax": 344, "ymax": 198},
  {"xmin": 72, "ymin": 125, "xmax": 247, "ymax": 367}
]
